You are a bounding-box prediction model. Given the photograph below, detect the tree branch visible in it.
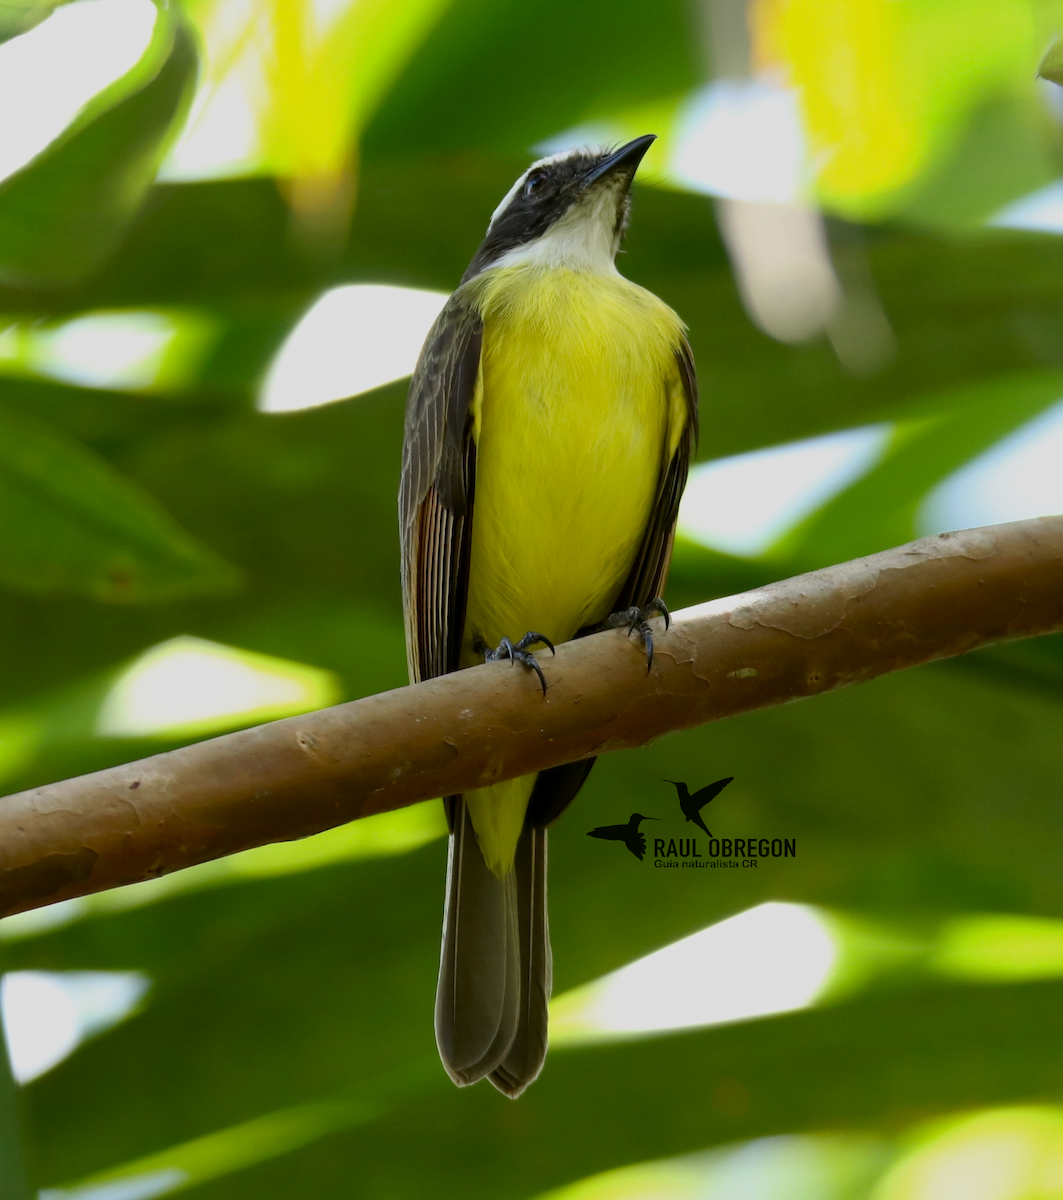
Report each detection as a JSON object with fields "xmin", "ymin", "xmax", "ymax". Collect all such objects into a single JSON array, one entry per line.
[{"xmin": 1, "ymin": 518, "xmax": 1061, "ymax": 919}]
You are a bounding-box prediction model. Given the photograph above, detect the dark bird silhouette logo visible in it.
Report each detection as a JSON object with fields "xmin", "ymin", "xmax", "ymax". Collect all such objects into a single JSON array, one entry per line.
[
  {"xmin": 586, "ymin": 813, "xmax": 658, "ymax": 861},
  {"xmin": 665, "ymin": 777, "xmax": 734, "ymax": 837}
]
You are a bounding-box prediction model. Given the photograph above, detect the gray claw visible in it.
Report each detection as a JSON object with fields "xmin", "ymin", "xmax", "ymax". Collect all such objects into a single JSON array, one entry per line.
[
  {"xmin": 604, "ymin": 598, "xmax": 670, "ymax": 671},
  {"xmin": 482, "ymin": 631, "xmax": 552, "ymax": 696}
]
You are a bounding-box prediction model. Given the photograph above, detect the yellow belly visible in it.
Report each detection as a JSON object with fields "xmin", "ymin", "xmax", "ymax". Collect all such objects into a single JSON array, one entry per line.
[{"xmin": 460, "ymin": 265, "xmax": 687, "ymax": 875}]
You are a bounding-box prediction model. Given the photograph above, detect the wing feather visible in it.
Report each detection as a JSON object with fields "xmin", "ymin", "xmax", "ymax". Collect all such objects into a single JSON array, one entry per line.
[
  {"xmin": 400, "ymin": 292, "xmax": 483, "ymax": 685},
  {"xmin": 615, "ymin": 335, "xmax": 699, "ymax": 608},
  {"xmin": 404, "ymin": 292, "xmax": 526, "ymax": 1087}
]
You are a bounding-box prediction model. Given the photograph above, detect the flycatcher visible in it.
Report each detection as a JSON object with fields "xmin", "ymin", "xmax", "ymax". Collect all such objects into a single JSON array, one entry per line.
[{"xmin": 400, "ymin": 135, "xmax": 698, "ymax": 1096}]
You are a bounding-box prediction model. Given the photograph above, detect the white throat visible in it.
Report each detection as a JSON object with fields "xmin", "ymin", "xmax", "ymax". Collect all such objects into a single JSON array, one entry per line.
[{"xmin": 494, "ymin": 188, "xmax": 621, "ymax": 275}]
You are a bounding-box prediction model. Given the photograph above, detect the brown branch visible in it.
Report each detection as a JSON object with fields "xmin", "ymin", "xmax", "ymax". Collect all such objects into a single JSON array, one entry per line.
[{"xmin": 2, "ymin": 518, "xmax": 1061, "ymax": 919}]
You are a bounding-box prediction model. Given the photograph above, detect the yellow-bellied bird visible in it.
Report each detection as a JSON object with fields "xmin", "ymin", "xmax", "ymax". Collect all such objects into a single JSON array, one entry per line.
[{"xmin": 400, "ymin": 136, "xmax": 698, "ymax": 1096}]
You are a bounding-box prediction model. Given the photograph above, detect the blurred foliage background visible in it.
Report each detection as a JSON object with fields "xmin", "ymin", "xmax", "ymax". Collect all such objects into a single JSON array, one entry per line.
[{"xmin": 0, "ymin": 0, "xmax": 1063, "ymax": 1196}]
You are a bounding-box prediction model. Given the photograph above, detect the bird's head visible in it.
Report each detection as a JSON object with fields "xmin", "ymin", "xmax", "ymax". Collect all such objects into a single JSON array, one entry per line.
[
  {"xmin": 463, "ymin": 135, "xmax": 656, "ymax": 282},
  {"xmin": 631, "ymin": 813, "xmax": 658, "ymax": 822}
]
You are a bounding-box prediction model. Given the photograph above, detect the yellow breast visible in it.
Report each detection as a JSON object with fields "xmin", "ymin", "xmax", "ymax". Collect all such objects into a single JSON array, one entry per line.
[
  {"xmin": 458, "ymin": 264, "xmax": 688, "ymax": 876},
  {"xmin": 460, "ymin": 264, "xmax": 687, "ymax": 663}
]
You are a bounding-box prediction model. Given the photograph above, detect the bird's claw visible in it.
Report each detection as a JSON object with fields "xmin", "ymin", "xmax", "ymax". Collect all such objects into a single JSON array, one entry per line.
[
  {"xmin": 482, "ymin": 631, "xmax": 555, "ymax": 696},
  {"xmin": 604, "ymin": 598, "xmax": 670, "ymax": 672}
]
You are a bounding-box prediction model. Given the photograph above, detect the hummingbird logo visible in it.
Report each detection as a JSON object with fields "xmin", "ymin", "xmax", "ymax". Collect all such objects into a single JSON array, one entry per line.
[
  {"xmin": 586, "ymin": 813, "xmax": 658, "ymax": 861},
  {"xmin": 585, "ymin": 778, "xmax": 796, "ymax": 868},
  {"xmin": 664, "ymin": 777, "xmax": 734, "ymax": 837}
]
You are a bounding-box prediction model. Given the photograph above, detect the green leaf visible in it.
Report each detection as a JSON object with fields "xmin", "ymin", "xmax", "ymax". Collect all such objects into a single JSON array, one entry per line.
[
  {"xmin": 637, "ymin": 220, "xmax": 1063, "ymax": 461},
  {"xmin": 776, "ymin": 370, "xmax": 1063, "ymax": 569},
  {"xmin": 363, "ymin": 0, "xmax": 702, "ymax": 156},
  {"xmin": 0, "ymin": 4, "xmax": 198, "ymax": 286},
  {"xmin": 0, "ymin": 380, "xmax": 408, "ymax": 716},
  {"xmin": 0, "ymin": 0, "xmax": 57, "ymax": 45},
  {"xmin": 899, "ymin": 95, "xmax": 1058, "ymax": 230},
  {"xmin": 0, "ymin": 403, "xmax": 237, "ymax": 602},
  {"xmin": 0, "ymin": 1034, "xmax": 30, "ymax": 1200},
  {"xmin": 45, "ymin": 1099, "xmax": 375, "ymax": 1200},
  {"xmin": 191, "ymin": 978, "xmax": 1063, "ymax": 1200},
  {"xmin": 1038, "ymin": 32, "xmax": 1063, "ymax": 85}
]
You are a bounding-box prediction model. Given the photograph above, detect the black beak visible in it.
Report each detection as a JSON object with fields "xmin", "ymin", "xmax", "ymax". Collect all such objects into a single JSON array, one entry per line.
[{"xmin": 584, "ymin": 134, "xmax": 656, "ymax": 187}]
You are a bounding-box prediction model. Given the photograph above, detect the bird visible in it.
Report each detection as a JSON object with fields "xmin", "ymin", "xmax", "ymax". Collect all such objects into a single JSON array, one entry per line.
[
  {"xmin": 399, "ymin": 135, "xmax": 699, "ymax": 1097},
  {"xmin": 586, "ymin": 813, "xmax": 659, "ymax": 861},
  {"xmin": 665, "ymin": 777, "xmax": 734, "ymax": 837}
]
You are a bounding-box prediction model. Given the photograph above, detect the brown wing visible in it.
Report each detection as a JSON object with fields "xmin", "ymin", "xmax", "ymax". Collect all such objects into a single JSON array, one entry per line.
[
  {"xmin": 614, "ymin": 335, "xmax": 699, "ymax": 609},
  {"xmin": 405, "ymin": 295, "xmax": 532, "ymax": 1086},
  {"xmin": 399, "ymin": 291, "xmax": 483, "ymax": 685}
]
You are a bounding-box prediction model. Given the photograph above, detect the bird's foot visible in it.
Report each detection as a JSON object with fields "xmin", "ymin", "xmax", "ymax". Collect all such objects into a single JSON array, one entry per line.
[
  {"xmin": 480, "ymin": 631, "xmax": 555, "ymax": 696},
  {"xmin": 603, "ymin": 598, "xmax": 670, "ymax": 672}
]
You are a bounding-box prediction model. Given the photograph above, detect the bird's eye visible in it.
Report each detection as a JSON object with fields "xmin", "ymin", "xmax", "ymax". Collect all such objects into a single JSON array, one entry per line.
[{"xmin": 523, "ymin": 172, "xmax": 546, "ymax": 197}]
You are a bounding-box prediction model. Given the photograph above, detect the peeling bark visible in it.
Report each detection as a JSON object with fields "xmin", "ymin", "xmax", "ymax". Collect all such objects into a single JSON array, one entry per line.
[{"xmin": 1, "ymin": 518, "xmax": 1060, "ymax": 918}]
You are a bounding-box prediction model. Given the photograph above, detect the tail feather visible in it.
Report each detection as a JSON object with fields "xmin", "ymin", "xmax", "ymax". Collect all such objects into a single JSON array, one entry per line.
[
  {"xmin": 489, "ymin": 825, "xmax": 550, "ymax": 1097},
  {"xmin": 435, "ymin": 799, "xmax": 520, "ymax": 1085}
]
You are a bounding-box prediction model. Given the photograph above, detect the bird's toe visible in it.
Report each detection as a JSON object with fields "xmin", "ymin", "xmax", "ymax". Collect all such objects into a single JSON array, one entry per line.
[
  {"xmin": 481, "ymin": 631, "xmax": 554, "ymax": 695},
  {"xmin": 603, "ymin": 599, "xmax": 670, "ymax": 671}
]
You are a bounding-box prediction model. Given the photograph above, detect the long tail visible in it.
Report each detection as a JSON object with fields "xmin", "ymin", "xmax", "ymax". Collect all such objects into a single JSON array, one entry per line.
[
  {"xmin": 490, "ymin": 823, "xmax": 550, "ymax": 1097},
  {"xmin": 435, "ymin": 799, "xmax": 520, "ymax": 1086},
  {"xmin": 435, "ymin": 801, "xmax": 550, "ymax": 1095}
]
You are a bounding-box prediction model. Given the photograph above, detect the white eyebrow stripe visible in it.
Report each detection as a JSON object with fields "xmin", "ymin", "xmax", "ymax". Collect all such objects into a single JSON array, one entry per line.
[
  {"xmin": 488, "ymin": 170, "xmax": 530, "ymax": 229},
  {"xmin": 485, "ymin": 147, "xmax": 599, "ymax": 232}
]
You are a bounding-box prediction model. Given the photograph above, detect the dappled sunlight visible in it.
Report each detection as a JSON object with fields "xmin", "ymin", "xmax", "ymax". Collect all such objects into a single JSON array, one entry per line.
[
  {"xmin": 670, "ymin": 79, "xmax": 807, "ymax": 206},
  {"xmin": 0, "ymin": 0, "xmax": 157, "ymax": 185},
  {"xmin": 551, "ymin": 903, "xmax": 837, "ymax": 1045},
  {"xmin": 713, "ymin": 198, "xmax": 843, "ymax": 344},
  {"xmin": 1, "ymin": 970, "xmax": 149, "ymax": 1083},
  {"xmin": 1, "ymin": 0, "xmax": 1062, "ymax": 1188},
  {"xmin": 677, "ymin": 425, "xmax": 890, "ymax": 557},
  {"xmin": 36, "ymin": 1100, "xmax": 369, "ymax": 1200},
  {"xmin": 768, "ymin": 0, "xmax": 1048, "ymax": 219},
  {"xmin": 921, "ymin": 400, "xmax": 1063, "ymax": 536},
  {"xmin": 543, "ymin": 77, "xmax": 808, "ymax": 207},
  {"xmin": 680, "ymin": 399, "xmax": 1062, "ymax": 560},
  {"xmin": 537, "ymin": 1134, "xmax": 887, "ymax": 1200},
  {"xmin": 552, "ymin": 904, "xmax": 1063, "ymax": 1050},
  {"xmin": 931, "ymin": 914, "xmax": 1063, "ymax": 983},
  {"xmin": 224, "ymin": 800, "xmax": 447, "ymax": 879},
  {"xmin": 35, "ymin": 313, "xmax": 176, "ymax": 391},
  {"xmin": 0, "ymin": 310, "xmax": 217, "ymax": 393},
  {"xmin": 40, "ymin": 1169, "xmax": 187, "ymax": 1200},
  {"xmin": 160, "ymin": 0, "xmax": 452, "ymax": 194},
  {"xmin": 162, "ymin": 67, "xmax": 262, "ymax": 183},
  {"xmin": 991, "ymin": 179, "xmax": 1063, "ymax": 233},
  {"xmin": 258, "ymin": 284, "xmax": 449, "ymax": 412},
  {"xmin": 537, "ymin": 1161, "xmax": 701, "ymax": 1200},
  {"xmin": 872, "ymin": 1108, "xmax": 1063, "ymax": 1200},
  {"xmin": 159, "ymin": 0, "xmax": 267, "ymax": 182},
  {"xmin": 0, "ymin": 712, "xmax": 42, "ymax": 786},
  {"xmin": 96, "ymin": 635, "xmax": 339, "ymax": 739},
  {"xmin": 544, "ymin": 0, "xmax": 1055, "ymax": 225}
]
